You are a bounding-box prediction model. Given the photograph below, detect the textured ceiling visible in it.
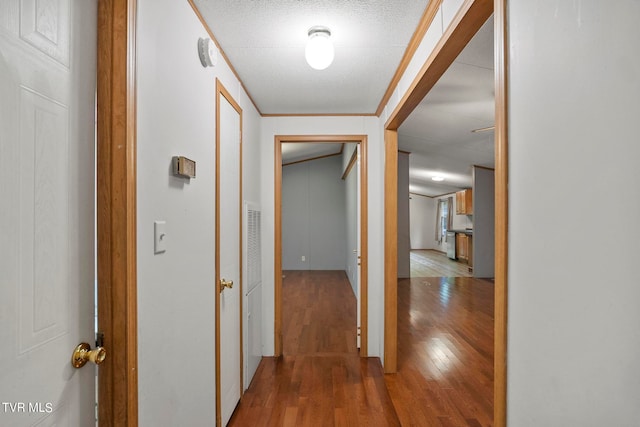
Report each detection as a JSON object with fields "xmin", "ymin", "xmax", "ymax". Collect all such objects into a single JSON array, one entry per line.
[
  {"xmin": 191, "ymin": 0, "xmax": 430, "ymax": 114},
  {"xmin": 191, "ymin": 1, "xmax": 494, "ymax": 197},
  {"xmin": 399, "ymin": 16, "xmax": 494, "ymax": 197}
]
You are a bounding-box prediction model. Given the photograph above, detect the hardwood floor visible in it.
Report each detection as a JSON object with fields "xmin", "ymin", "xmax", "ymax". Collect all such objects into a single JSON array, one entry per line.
[
  {"xmin": 411, "ymin": 250, "xmax": 472, "ymax": 278},
  {"xmin": 282, "ymin": 270, "xmax": 357, "ymax": 355},
  {"xmin": 229, "ymin": 270, "xmax": 494, "ymax": 426},
  {"xmin": 229, "ymin": 271, "xmax": 400, "ymax": 426},
  {"xmin": 388, "ymin": 276, "xmax": 494, "ymax": 426}
]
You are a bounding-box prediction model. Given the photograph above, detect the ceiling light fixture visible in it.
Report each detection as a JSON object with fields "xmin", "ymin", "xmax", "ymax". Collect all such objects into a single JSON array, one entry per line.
[
  {"xmin": 305, "ymin": 26, "xmax": 334, "ymax": 70},
  {"xmin": 432, "ymin": 176, "xmax": 445, "ymax": 182},
  {"xmin": 471, "ymin": 125, "xmax": 495, "ymax": 133}
]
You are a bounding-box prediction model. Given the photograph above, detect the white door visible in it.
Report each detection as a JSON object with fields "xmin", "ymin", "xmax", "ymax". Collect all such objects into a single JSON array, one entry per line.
[
  {"xmin": 0, "ymin": 1, "xmax": 98, "ymax": 426},
  {"xmin": 217, "ymin": 84, "xmax": 242, "ymax": 426}
]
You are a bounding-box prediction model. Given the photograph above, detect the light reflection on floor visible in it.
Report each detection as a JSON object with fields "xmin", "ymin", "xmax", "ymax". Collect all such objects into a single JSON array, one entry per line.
[
  {"xmin": 393, "ymin": 275, "xmax": 494, "ymax": 425},
  {"xmin": 439, "ymin": 277, "xmax": 451, "ymax": 307},
  {"xmin": 427, "ymin": 336, "xmax": 455, "ymax": 374}
]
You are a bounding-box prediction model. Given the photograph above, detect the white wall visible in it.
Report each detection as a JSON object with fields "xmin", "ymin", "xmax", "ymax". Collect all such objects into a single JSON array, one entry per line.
[
  {"xmin": 260, "ymin": 116, "xmax": 384, "ymax": 358},
  {"xmin": 472, "ymin": 166, "xmax": 494, "ymax": 278},
  {"xmin": 397, "ymin": 152, "xmax": 411, "ymax": 278},
  {"xmin": 282, "ymin": 156, "xmax": 346, "ymax": 270},
  {"xmin": 378, "ymin": 0, "xmax": 640, "ymax": 422},
  {"xmin": 242, "ymin": 100, "xmax": 262, "ymax": 208},
  {"xmin": 136, "ymin": 0, "xmax": 260, "ymax": 424},
  {"xmin": 507, "ymin": 1, "xmax": 640, "ymax": 425},
  {"xmin": 409, "ymin": 194, "xmax": 437, "ymax": 250}
]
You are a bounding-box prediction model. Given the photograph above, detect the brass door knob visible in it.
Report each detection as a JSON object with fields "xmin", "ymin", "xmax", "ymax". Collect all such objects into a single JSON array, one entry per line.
[
  {"xmin": 71, "ymin": 343, "xmax": 106, "ymax": 368},
  {"xmin": 220, "ymin": 278, "xmax": 234, "ymax": 293}
]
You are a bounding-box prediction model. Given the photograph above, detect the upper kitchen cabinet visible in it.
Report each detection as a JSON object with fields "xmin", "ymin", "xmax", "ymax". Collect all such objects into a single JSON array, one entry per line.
[{"xmin": 456, "ymin": 189, "xmax": 473, "ymax": 215}]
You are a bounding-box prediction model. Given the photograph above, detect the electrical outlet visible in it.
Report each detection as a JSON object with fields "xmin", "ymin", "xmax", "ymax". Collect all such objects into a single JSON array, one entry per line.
[{"xmin": 301, "ymin": 256, "xmax": 306, "ymax": 262}]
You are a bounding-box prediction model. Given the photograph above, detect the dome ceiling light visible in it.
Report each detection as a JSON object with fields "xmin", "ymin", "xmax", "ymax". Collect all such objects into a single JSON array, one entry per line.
[{"xmin": 305, "ymin": 26, "xmax": 334, "ymax": 70}]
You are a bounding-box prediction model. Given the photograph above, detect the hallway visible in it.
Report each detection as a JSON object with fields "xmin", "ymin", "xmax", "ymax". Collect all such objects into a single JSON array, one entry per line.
[
  {"xmin": 229, "ymin": 270, "xmax": 494, "ymax": 426},
  {"xmin": 229, "ymin": 270, "xmax": 400, "ymax": 426}
]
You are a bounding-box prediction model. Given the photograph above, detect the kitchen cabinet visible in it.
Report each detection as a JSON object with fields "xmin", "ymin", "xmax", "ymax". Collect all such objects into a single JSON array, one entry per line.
[
  {"xmin": 455, "ymin": 233, "xmax": 473, "ymax": 268},
  {"xmin": 456, "ymin": 233, "xmax": 468, "ymax": 261},
  {"xmin": 456, "ymin": 189, "xmax": 473, "ymax": 215}
]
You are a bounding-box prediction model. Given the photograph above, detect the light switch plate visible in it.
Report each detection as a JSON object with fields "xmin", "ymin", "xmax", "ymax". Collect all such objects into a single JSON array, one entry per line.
[{"xmin": 154, "ymin": 221, "xmax": 167, "ymax": 254}]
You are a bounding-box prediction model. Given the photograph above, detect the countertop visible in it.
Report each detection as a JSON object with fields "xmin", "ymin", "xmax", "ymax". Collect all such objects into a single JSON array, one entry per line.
[{"xmin": 447, "ymin": 229, "xmax": 473, "ymax": 235}]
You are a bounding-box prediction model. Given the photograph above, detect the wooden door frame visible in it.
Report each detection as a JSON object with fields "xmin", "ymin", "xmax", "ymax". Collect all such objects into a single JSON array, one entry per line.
[
  {"xmin": 382, "ymin": 0, "xmax": 508, "ymax": 425},
  {"xmin": 96, "ymin": 0, "xmax": 138, "ymax": 425},
  {"xmin": 274, "ymin": 135, "xmax": 369, "ymax": 357},
  {"xmin": 215, "ymin": 79, "xmax": 244, "ymax": 426}
]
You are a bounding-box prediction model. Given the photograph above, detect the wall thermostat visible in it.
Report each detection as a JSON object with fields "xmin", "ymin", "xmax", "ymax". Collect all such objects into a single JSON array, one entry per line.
[
  {"xmin": 198, "ymin": 37, "xmax": 217, "ymax": 68},
  {"xmin": 173, "ymin": 156, "xmax": 196, "ymax": 179}
]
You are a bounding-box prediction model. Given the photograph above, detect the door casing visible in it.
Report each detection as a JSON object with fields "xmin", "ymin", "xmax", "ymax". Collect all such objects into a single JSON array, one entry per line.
[
  {"xmin": 274, "ymin": 135, "xmax": 369, "ymax": 357},
  {"xmin": 97, "ymin": 0, "xmax": 139, "ymax": 424},
  {"xmin": 382, "ymin": 0, "xmax": 508, "ymax": 425}
]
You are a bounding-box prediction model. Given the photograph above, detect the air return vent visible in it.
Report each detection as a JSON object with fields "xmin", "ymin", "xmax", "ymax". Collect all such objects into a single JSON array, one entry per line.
[{"xmin": 245, "ymin": 202, "xmax": 261, "ymax": 292}]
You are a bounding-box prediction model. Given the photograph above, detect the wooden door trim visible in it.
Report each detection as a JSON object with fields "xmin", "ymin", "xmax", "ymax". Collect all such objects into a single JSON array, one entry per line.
[
  {"xmin": 215, "ymin": 79, "xmax": 244, "ymax": 426},
  {"xmin": 382, "ymin": 0, "xmax": 508, "ymax": 425},
  {"xmin": 383, "ymin": 129, "xmax": 398, "ymax": 373},
  {"xmin": 274, "ymin": 135, "xmax": 369, "ymax": 357},
  {"xmin": 494, "ymin": 0, "xmax": 509, "ymax": 425},
  {"xmin": 375, "ymin": 0, "xmax": 444, "ymax": 116},
  {"xmin": 96, "ymin": 0, "xmax": 138, "ymax": 425},
  {"xmin": 383, "ymin": 0, "xmax": 494, "ymax": 372},
  {"xmin": 384, "ymin": 0, "xmax": 493, "ymax": 130}
]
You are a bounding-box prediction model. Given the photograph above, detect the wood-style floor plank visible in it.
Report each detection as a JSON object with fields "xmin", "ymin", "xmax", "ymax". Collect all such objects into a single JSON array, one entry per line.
[
  {"xmin": 230, "ymin": 270, "xmax": 494, "ymax": 426},
  {"xmin": 229, "ymin": 271, "xmax": 400, "ymax": 427},
  {"xmin": 388, "ymin": 276, "xmax": 494, "ymax": 426},
  {"xmin": 411, "ymin": 250, "xmax": 472, "ymax": 278},
  {"xmin": 281, "ymin": 270, "xmax": 358, "ymax": 355}
]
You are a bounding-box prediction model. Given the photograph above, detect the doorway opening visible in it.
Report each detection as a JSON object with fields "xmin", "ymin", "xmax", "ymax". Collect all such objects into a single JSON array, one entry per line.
[
  {"xmin": 383, "ymin": 0, "xmax": 508, "ymax": 425},
  {"xmin": 390, "ymin": 14, "xmax": 496, "ymax": 425},
  {"xmin": 274, "ymin": 135, "xmax": 369, "ymax": 357}
]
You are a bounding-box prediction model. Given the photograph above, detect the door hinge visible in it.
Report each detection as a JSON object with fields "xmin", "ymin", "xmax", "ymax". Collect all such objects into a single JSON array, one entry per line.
[{"xmin": 96, "ymin": 332, "xmax": 105, "ymax": 348}]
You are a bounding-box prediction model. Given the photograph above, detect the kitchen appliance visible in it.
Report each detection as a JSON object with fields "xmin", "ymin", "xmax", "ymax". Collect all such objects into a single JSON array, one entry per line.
[{"xmin": 447, "ymin": 231, "xmax": 456, "ymax": 259}]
